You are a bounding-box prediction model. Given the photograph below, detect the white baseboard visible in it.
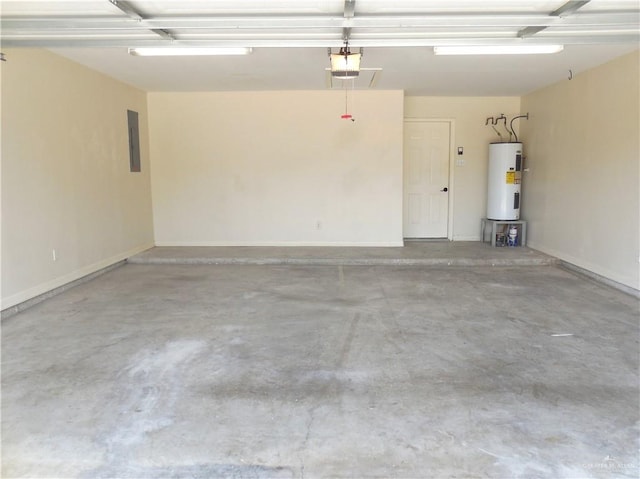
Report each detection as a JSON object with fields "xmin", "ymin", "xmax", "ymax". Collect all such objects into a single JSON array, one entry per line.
[
  {"xmin": 452, "ymin": 235, "xmax": 481, "ymax": 241},
  {"xmin": 1, "ymin": 242, "xmax": 154, "ymax": 311},
  {"xmin": 154, "ymin": 241, "xmax": 405, "ymax": 247},
  {"xmin": 558, "ymin": 260, "xmax": 640, "ymax": 298},
  {"xmin": 527, "ymin": 240, "xmax": 639, "ymax": 292}
]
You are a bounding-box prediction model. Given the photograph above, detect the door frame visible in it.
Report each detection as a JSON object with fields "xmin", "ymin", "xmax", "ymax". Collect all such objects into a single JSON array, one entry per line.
[{"xmin": 403, "ymin": 118, "xmax": 456, "ymax": 241}]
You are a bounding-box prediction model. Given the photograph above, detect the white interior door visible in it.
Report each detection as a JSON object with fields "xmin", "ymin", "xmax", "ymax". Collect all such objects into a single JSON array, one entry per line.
[{"xmin": 403, "ymin": 121, "xmax": 450, "ymax": 238}]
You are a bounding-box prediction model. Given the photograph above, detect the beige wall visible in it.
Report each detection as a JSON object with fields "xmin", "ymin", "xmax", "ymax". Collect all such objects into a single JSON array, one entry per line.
[
  {"xmin": 520, "ymin": 50, "xmax": 640, "ymax": 290},
  {"xmin": 148, "ymin": 90, "xmax": 404, "ymax": 246},
  {"xmin": 1, "ymin": 49, "xmax": 155, "ymax": 309},
  {"xmin": 3, "ymin": 48, "xmax": 636, "ymax": 305},
  {"xmin": 404, "ymin": 96, "xmax": 522, "ymax": 240}
]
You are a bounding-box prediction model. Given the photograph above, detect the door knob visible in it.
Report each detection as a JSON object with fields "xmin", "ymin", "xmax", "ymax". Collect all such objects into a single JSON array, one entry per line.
[{"xmin": 441, "ymin": 187, "xmax": 448, "ymax": 192}]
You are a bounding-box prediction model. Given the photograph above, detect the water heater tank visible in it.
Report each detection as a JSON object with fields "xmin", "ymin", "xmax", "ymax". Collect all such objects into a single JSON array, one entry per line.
[{"xmin": 487, "ymin": 142, "xmax": 522, "ymax": 220}]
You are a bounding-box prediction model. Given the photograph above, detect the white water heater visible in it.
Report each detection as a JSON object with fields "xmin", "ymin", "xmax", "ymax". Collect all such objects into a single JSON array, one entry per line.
[{"xmin": 487, "ymin": 142, "xmax": 522, "ymax": 220}]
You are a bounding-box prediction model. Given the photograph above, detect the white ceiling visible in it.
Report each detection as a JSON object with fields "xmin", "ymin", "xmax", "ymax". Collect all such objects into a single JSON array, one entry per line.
[{"xmin": 1, "ymin": 0, "xmax": 638, "ymax": 95}]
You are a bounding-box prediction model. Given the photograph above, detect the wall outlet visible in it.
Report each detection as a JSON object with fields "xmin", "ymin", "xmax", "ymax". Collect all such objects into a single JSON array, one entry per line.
[{"xmin": 316, "ymin": 221, "xmax": 322, "ymax": 230}]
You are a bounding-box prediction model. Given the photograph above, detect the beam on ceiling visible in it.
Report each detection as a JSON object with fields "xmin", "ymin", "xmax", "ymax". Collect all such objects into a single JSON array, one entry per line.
[
  {"xmin": 107, "ymin": 0, "xmax": 142, "ymax": 20},
  {"xmin": 517, "ymin": 0, "xmax": 591, "ymax": 38},
  {"xmin": 344, "ymin": 0, "xmax": 356, "ymax": 19},
  {"xmin": 108, "ymin": 0, "xmax": 174, "ymax": 41},
  {"xmin": 2, "ymin": 1, "xmax": 637, "ymax": 48},
  {"xmin": 342, "ymin": 0, "xmax": 355, "ymax": 42},
  {"xmin": 4, "ymin": 26, "xmax": 636, "ymax": 44},
  {"xmin": 552, "ymin": 0, "xmax": 591, "ymax": 17},
  {"xmin": 2, "ymin": 12, "xmax": 636, "ymax": 31},
  {"xmin": 3, "ymin": 34, "xmax": 637, "ymax": 49},
  {"xmin": 517, "ymin": 26, "xmax": 547, "ymax": 38}
]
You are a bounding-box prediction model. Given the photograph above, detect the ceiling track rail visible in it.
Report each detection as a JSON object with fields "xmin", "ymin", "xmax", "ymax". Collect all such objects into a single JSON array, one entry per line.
[
  {"xmin": 2, "ymin": 34, "xmax": 637, "ymax": 49},
  {"xmin": 518, "ymin": 0, "xmax": 591, "ymax": 38},
  {"xmin": 342, "ymin": 0, "xmax": 355, "ymax": 41},
  {"xmin": 108, "ymin": 0, "xmax": 174, "ymax": 41},
  {"xmin": 3, "ymin": 12, "xmax": 637, "ymax": 30},
  {"xmin": 1, "ymin": 0, "xmax": 638, "ymax": 48}
]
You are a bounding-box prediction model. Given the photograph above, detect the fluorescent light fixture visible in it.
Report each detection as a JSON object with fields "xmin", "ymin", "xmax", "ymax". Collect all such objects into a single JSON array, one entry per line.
[
  {"xmin": 128, "ymin": 47, "xmax": 252, "ymax": 56},
  {"xmin": 330, "ymin": 47, "xmax": 361, "ymax": 79},
  {"xmin": 433, "ymin": 45, "xmax": 564, "ymax": 55}
]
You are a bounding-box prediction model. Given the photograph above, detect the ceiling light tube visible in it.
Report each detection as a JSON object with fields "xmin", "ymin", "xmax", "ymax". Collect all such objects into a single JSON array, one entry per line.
[
  {"xmin": 433, "ymin": 45, "xmax": 564, "ymax": 55},
  {"xmin": 128, "ymin": 47, "xmax": 252, "ymax": 56}
]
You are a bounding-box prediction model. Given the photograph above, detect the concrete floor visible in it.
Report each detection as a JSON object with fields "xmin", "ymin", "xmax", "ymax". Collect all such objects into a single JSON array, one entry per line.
[
  {"xmin": 129, "ymin": 242, "xmax": 557, "ymax": 266},
  {"xmin": 2, "ymin": 247, "xmax": 639, "ymax": 478}
]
